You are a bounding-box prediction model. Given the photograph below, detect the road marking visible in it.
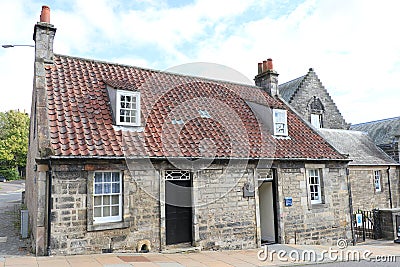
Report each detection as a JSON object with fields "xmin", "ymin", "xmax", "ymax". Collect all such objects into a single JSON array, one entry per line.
[{"xmin": 0, "ymin": 237, "xmax": 7, "ymax": 243}]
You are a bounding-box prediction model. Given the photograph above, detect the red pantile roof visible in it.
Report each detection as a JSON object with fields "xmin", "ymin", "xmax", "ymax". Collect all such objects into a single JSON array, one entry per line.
[{"xmin": 45, "ymin": 54, "xmax": 345, "ymax": 160}]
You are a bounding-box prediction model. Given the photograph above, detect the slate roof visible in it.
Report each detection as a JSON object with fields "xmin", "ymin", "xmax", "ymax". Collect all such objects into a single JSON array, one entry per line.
[
  {"xmin": 350, "ymin": 117, "xmax": 400, "ymax": 145},
  {"xmin": 44, "ymin": 54, "xmax": 346, "ymax": 160},
  {"xmin": 317, "ymin": 129, "xmax": 398, "ymax": 166},
  {"xmin": 278, "ymin": 75, "xmax": 305, "ymax": 103}
]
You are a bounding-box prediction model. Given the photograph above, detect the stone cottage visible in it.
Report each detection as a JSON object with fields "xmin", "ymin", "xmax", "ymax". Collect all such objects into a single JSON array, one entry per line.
[
  {"xmin": 277, "ymin": 67, "xmax": 349, "ymax": 129},
  {"xmin": 351, "ymin": 117, "xmax": 400, "ymax": 163},
  {"xmin": 318, "ymin": 129, "xmax": 399, "ymax": 211},
  {"xmin": 26, "ymin": 6, "xmax": 352, "ymax": 256}
]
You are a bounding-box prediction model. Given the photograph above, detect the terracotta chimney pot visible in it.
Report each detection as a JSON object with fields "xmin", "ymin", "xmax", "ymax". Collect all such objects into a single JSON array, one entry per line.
[
  {"xmin": 40, "ymin": 6, "xmax": 50, "ymax": 23},
  {"xmin": 262, "ymin": 60, "xmax": 267, "ymax": 73},
  {"xmin": 267, "ymin": 58, "xmax": 273, "ymax": 71},
  {"xmin": 258, "ymin": 63, "xmax": 263, "ymax": 74}
]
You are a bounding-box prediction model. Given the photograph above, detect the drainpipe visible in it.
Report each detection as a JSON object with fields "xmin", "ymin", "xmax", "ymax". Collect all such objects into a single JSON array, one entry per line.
[
  {"xmin": 46, "ymin": 159, "xmax": 53, "ymax": 256},
  {"xmin": 346, "ymin": 168, "xmax": 355, "ymax": 245},
  {"xmin": 387, "ymin": 166, "xmax": 393, "ymax": 209}
]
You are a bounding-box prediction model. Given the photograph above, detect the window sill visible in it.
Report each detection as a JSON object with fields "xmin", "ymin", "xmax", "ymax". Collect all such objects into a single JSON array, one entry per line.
[
  {"xmin": 87, "ymin": 221, "xmax": 130, "ymax": 232},
  {"xmin": 310, "ymin": 203, "xmax": 327, "ymax": 210}
]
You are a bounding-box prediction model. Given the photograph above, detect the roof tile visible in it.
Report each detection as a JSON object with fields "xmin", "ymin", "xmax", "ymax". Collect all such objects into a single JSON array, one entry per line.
[{"xmin": 45, "ymin": 54, "xmax": 345, "ymax": 160}]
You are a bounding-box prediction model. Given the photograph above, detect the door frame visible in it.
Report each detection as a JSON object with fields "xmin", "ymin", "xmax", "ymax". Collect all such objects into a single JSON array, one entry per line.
[
  {"xmin": 255, "ymin": 168, "xmax": 279, "ymax": 246},
  {"xmin": 160, "ymin": 169, "xmax": 194, "ymax": 249}
]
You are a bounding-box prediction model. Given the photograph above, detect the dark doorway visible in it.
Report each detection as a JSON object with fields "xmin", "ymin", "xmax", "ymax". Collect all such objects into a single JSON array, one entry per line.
[{"xmin": 165, "ymin": 171, "xmax": 193, "ymax": 245}]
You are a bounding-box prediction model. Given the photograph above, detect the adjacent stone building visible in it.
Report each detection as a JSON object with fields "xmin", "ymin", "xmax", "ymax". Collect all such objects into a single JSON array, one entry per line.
[
  {"xmin": 351, "ymin": 117, "xmax": 400, "ymax": 163},
  {"xmin": 26, "ymin": 7, "xmax": 352, "ymax": 256},
  {"xmin": 278, "ymin": 68, "xmax": 349, "ymax": 130},
  {"xmin": 318, "ymin": 129, "xmax": 400, "ymax": 211}
]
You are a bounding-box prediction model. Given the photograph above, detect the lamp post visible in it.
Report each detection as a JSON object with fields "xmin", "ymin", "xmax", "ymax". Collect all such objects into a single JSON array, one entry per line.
[{"xmin": 2, "ymin": 44, "xmax": 34, "ymax": 48}]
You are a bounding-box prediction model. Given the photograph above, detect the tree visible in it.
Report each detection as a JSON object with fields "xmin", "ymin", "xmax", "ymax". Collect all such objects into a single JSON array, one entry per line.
[{"xmin": 0, "ymin": 110, "xmax": 29, "ymax": 180}]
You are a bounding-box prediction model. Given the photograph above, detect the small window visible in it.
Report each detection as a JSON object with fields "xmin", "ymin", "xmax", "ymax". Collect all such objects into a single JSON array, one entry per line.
[
  {"xmin": 311, "ymin": 113, "xmax": 323, "ymax": 128},
  {"xmin": 93, "ymin": 171, "xmax": 122, "ymax": 224},
  {"xmin": 116, "ymin": 91, "xmax": 140, "ymax": 126},
  {"xmin": 308, "ymin": 169, "xmax": 322, "ymax": 204},
  {"xmin": 374, "ymin": 170, "xmax": 381, "ymax": 192},
  {"xmin": 273, "ymin": 109, "xmax": 288, "ymax": 136}
]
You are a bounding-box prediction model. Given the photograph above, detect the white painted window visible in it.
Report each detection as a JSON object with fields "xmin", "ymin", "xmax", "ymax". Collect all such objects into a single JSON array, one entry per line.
[
  {"xmin": 116, "ymin": 91, "xmax": 140, "ymax": 126},
  {"xmin": 311, "ymin": 113, "xmax": 323, "ymax": 128},
  {"xmin": 93, "ymin": 171, "xmax": 122, "ymax": 224},
  {"xmin": 308, "ymin": 169, "xmax": 322, "ymax": 204},
  {"xmin": 374, "ymin": 170, "xmax": 381, "ymax": 192},
  {"xmin": 272, "ymin": 109, "xmax": 288, "ymax": 136}
]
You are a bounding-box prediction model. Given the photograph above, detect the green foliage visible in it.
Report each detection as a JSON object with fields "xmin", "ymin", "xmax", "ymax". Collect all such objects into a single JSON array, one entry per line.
[{"xmin": 0, "ymin": 110, "xmax": 29, "ymax": 180}]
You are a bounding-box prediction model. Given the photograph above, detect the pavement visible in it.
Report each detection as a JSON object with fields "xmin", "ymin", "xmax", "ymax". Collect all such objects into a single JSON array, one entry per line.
[
  {"xmin": 0, "ymin": 239, "xmax": 399, "ymax": 266},
  {"xmin": 0, "ymin": 180, "xmax": 30, "ymax": 257},
  {"xmin": 1, "ymin": 180, "xmax": 400, "ymax": 266}
]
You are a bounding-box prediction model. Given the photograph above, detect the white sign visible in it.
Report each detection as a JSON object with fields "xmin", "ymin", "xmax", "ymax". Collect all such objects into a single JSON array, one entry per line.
[{"xmin": 356, "ymin": 214, "xmax": 363, "ymax": 226}]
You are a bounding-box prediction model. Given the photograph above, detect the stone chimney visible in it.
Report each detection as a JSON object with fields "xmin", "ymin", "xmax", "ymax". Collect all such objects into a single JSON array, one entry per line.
[
  {"xmin": 32, "ymin": 6, "xmax": 56, "ymax": 157},
  {"xmin": 254, "ymin": 58, "xmax": 279, "ymax": 97},
  {"xmin": 33, "ymin": 6, "xmax": 56, "ymax": 64}
]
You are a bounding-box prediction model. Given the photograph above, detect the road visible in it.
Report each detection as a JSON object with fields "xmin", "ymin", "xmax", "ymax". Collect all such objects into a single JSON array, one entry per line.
[{"xmin": 0, "ymin": 180, "xmax": 24, "ymax": 208}]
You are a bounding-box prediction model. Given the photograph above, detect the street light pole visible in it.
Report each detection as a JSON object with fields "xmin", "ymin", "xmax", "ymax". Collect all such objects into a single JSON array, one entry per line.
[{"xmin": 1, "ymin": 44, "xmax": 34, "ymax": 48}]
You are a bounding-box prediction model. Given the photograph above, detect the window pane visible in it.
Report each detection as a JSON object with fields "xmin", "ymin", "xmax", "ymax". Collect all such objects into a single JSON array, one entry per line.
[
  {"xmin": 104, "ymin": 173, "xmax": 111, "ymax": 182},
  {"xmin": 103, "ymin": 206, "xmax": 110, "ymax": 217},
  {"xmin": 103, "ymin": 195, "xmax": 110, "ymax": 205},
  {"xmin": 94, "ymin": 196, "xmax": 102, "ymax": 206},
  {"xmin": 94, "ymin": 173, "xmax": 102, "ymax": 183},
  {"xmin": 94, "ymin": 207, "xmax": 101, "ymax": 217},
  {"xmin": 104, "ymin": 183, "xmax": 111, "ymax": 193},
  {"xmin": 126, "ymin": 96, "xmax": 131, "ymax": 102},
  {"xmin": 94, "ymin": 184, "xmax": 102, "ymax": 194},
  {"xmin": 121, "ymin": 95, "xmax": 125, "ymax": 101},
  {"xmin": 111, "ymin": 206, "xmax": 119, "ymax": 216},
  {"xmin": 112, "ymin": 195, "xmax": 119, "ymax": 205},
  {"xmin": 112, "ymin": 183, "xmax": 120, "ymax": 193}
]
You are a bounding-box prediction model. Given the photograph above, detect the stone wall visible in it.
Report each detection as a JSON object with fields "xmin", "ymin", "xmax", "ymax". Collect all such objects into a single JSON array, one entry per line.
[
  {"xmin": 276, "ymin": 161, "xmax": 351, "ymax": 245},
  {"xmin": 34, "ymin": 158, "xmax": 352, "ymax": 255},
  {"xmin": 379, "ymin": 208, "xmax": 400, "ymax": 240},
  {"xmin": 48, "ymin": 159, "xmax": 160, "ymax": 255},
  {"xmin": 349, "ymin": 167, "xmax": 398, "ymax": 211},
  {"xmin": 195, "ymin": 164, "xmax": 257, "ymax": 250},
  {"xmin": 288, "ymin": 70, "xmax": 349, "ymax": 130}
]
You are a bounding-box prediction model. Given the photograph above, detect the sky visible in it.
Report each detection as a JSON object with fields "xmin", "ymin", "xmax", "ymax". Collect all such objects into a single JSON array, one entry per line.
[{"xmin": 0, "ymin": 0, "xmax": 399, "ymax": 125}]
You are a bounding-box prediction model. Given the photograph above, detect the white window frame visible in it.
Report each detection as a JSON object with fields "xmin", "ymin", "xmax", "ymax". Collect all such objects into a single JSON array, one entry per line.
[
  {"xmin": 308, "ymin": 169, "xmax": 322, "ymax": 204},
  {"xmin": 93, "ymin": 171, "xmax": 122, "ymax": 224},
  {"xmin": 310, "ymin": 113, "xmax": 323, "ymax": 128},
  {"xmin": 272, "ymin": 109, "xmax": 288, "ymax": 136},
  {"xmin": 116, "ymin": 90, "xmax": 140, "ymax": 126},
  {"xmin": 374, "ymin": 170, "xmax": 382, "ymax": 192}
]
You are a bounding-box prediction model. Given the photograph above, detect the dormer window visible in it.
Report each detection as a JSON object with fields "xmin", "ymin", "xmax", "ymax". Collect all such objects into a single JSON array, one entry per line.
[
  {"xmin": 116, "ymin": 91, "xmax": 140, "ymax": 126},
  {"xmin": 272, "ymin": 109, "xmax": 288, "ymax": 136},
  {"xmin": 311, "ymin": 114, "xmax": 323, "ymax": 128},
  {"xmin": 309, "ymin": 96, "xmax": 324, "ymax": 128}
]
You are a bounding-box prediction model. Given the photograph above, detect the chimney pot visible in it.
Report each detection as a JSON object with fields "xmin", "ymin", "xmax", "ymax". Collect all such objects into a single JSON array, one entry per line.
[
  {"xmin": 258, "ymin": 63, "xmax": 262, "ymax": 74},
  {"xmin": 267, "ymin": 58, "xmax": 273, "ymax": 71},
  {"xmin": 262, "ymin": 60, "xmax": 267, "ymax": 73},
  {"xmin": 40, "ymin": 6, "xmax": 50, "ymax": 23}
]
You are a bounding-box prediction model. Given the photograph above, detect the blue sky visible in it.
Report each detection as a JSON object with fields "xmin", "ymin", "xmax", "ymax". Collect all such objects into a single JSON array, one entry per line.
[{"xmin": 0, "ymin": 0, "xmax": 399, "ymax": 124}]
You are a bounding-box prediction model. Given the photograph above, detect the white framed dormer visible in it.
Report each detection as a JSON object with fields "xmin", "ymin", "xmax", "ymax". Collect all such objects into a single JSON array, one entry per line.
[
  {"xmin": 272, "ymin": 109, "xmax": 288, "ymax": 136},
  {"xmin": 116, "ymin": 90, "xmax": 141, "ymax": 126}
]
